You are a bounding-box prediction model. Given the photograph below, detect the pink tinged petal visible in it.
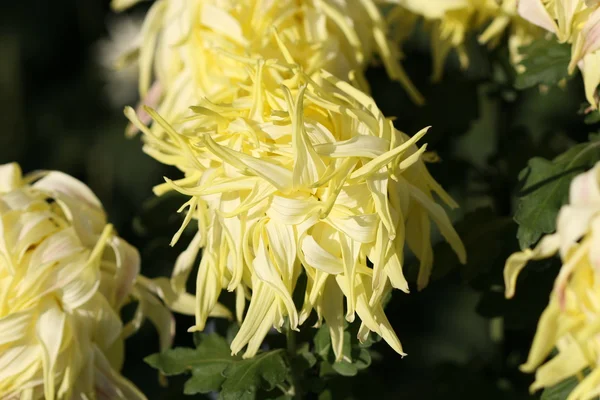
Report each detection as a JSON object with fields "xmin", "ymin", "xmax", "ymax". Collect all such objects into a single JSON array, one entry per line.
[
  {"xmin": 553, "ymin": 239, "xmax": 591, "ymax": 308},
  {"xmin": 137, "ymin": 1, "xmax": 166, "ymax": 98},
  {"xmin": 569, "ymin": 162, "xmax": 600, "ymax": 206},
  {"xmin": 518, "ymin": 0, "xmax": 558, "ymax": 34},
  {"xmin": 126, "ymin": 81, "xmax": 163, "ymax": 138},
  {"xmin": 555, "ymin": 205, "xmax": 598, "ymax": 257},
  {"xmin": 580, "ymin": 8, "xmax": 600, "ymax": 57}
]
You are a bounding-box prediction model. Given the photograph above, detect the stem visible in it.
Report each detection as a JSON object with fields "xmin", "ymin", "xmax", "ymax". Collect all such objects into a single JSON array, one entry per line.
[{"xmin": 285, "ymin": 323, "xmax": 303, "ymax": 399}]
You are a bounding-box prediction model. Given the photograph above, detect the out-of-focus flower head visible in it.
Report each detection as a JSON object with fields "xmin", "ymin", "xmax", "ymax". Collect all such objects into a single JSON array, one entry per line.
[
  {"xmin": 504, "ymin": 162, "xmax": 600, "ymax": 399},
  {"xmin": 111, "ymin": 0, "xmax": 423, "ymax": 137},
  {"xmin": 518, "ymin": 0, "xmax": 600, "ymax": 108},
  {"xmin": 387, "ymin": 0, "xmax": 542, "ymax": 79},
  {"xmin": 387, "ymin": 0, "xmax": 500, "ymax": 80},
  {"xmin": 0, "ymin": 163, "xmax": 174, "ymax": 400},
  {"xmin": 96, "ymin": 15, "xmax": 144, "ymax": 108},
  {"xmin": 126, "ymin": 53, "xmax": 466, "ymax": 360}
]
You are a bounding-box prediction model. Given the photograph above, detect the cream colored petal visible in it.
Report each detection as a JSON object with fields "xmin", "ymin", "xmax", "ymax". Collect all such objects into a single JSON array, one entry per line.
[
  {"xmin": 518, "ymin": 0, "xmax": 558, "ymax": 33},
  {"xmin": 530, "ymin": 338, "xmax": 588, "ymax": 392},
  {"xmin": 0, "ymin": 163, "xmax": 22, "ymax": 192},
  {"xmin": 321, "ymin": 276, "xmax": 345, "ymax": 362},
  {"xmin": 407, "ymin": 181, "xmax": 466, "ymax": 264},
  {"xmin": 36, "ymin": 300, "xmax": 66, "ymax": 400},
  {"xmin": 350, "ymin": 127, "xmax": 429, "ymax": 180},
  {"xmin": 252, "ymin": 234, "xmax": 298, "ymax": 330},
  {"xmin": 504, "ymin": 234, "xmax": 560, "ymax": 298},
  {"xmin": 580, "ymin": 52, "xmax": 600, "ymax": 108},
  {"xmin": 267, "ymin": 195, "xmax": 321, "ymax": 225},
  {"xmin": 314, "ymin": 135, "xmax": 388, "ymax": 158}
]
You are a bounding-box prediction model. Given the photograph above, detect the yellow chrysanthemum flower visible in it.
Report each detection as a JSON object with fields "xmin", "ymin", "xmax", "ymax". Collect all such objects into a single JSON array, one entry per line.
[
  {"xmin": 126, "ymin": 54, "xmax": 466, "ymax": 360},
  {"xmin": 111, "ymin": 0, "xmax": 423, "ymax": 137},
  {"xmin": 518, "ymin": 0, "xmax": 600, "ymax": 108},
  {"xmin": 504, "ymin": 162, "xmax": 600, "ymax": 399},
  {"xmin": 0, "ymin": 163, "xmax": 174, "ymax": 400}
]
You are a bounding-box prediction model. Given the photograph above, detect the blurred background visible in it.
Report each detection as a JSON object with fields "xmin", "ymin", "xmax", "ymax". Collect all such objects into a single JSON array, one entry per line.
[{"xmin": 0, "ymin": 1, "xmax": 594, "ymax": 398}]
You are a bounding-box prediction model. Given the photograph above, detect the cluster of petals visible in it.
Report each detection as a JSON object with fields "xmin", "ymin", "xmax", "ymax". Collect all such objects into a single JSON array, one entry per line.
[
  {"xmin": 505, "ymin": 162, "xmax": 600, "ymax": 399},
  {"xmin": 518, "ymin": 0, "xmax": 600, "ymax": 108},
  {"xmin": 127, "ymin": 51, "xmax": 466, "ymax": 359},
  {"xmin": 111, "ymin": 0, "xmax": 424, "ymax": 138},
  {"xmin": 0, "ymin": 163, "xmax": 175, "ymax": 399},
  {"xmin": 387, "ymin": 0, "xmax": 542, "ymax": 80}
]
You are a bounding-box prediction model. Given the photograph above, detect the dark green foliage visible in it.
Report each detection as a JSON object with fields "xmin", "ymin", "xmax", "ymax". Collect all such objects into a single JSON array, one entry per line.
[
  {"xmin": 515, "ymin": 40, "xmax": 572, "ymax": 89},
  {"xmin": 514, "ymin": 135, "xmax": 600, "ymax": 249},
  {"xmin": 146, "ymin": 334, "xmax": 292, "ymax": 399}
]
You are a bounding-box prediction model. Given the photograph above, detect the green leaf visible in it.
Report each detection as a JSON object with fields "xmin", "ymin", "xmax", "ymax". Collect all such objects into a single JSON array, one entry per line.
[
  {"xmin": 220, "ymin": 349, "xmax": 290, "ymax": 400},
  {"xmin": 585, "ymin": 111, "xmax": 600, "ymax": 125},
  {"xmin": 514, "ymin": 136, "xmax": 600, "ymax": 249},
  {"xmin": 146, "ymin": 334, "xmax": 291, "ymax": 399},
  {"xmin": 184, "ymin": 367, "xmax": 227, "ymax": 395},
  {"xmin": 515, "ymin": 40, "xmax": 571, "ymax": 90},
  {"xmin": 541, "ymin": 376, "xmax": 579, "ymax": 400},
  {"xmin": 145, "ymin": 334, "xmax": 233, "ymax": 376}
]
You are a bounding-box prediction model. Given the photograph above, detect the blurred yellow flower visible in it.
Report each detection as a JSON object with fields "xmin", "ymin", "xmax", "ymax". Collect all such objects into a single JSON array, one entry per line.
[
  {"xmin": 518, "ymin": 0, "xmax": 600, "ymax": 107},
  {"xmin": 504, "ymin": 162, "xmax": 600, "ymax": 399},
  {"xmin": 388, "ymin": 0, "xmax": 500, "ymax": 80},
  {"xmin": 126, "ymin": 57, "xmax": 466, "ymax": 360},
  {"xmin": 387, "ymin": 0, "xmax": 542, "ymax": 79},
  {"xmin": 0, "ymin": 163, "xmax": 174, "ymax": 400},
  {"xmin": 111, "ymin": 0, "xmax": 423, "ymax": 137}
]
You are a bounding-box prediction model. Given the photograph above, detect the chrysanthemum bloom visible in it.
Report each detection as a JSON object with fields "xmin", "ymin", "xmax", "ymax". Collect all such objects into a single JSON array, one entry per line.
[
  {"xmin": 518, "ymin": 0, "xmax": 600, "ymax": 108},
  {"xmin": 126, "ymin": 53, "xmax": 466, "ymax": 360},
  {"xmin": 0, "ymin": 163, "xmax": 178, "ymax": 399},
  {"xmin": 505, "ymin": 162, "xmax": 600, "ymax": 399},
  {"xmin": 111, "ymin": 0, "xmax": 423, "ymax": 137}
]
